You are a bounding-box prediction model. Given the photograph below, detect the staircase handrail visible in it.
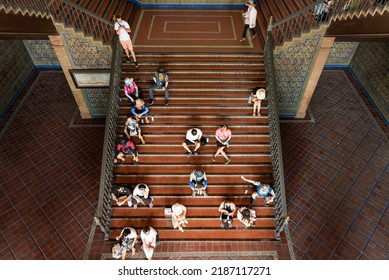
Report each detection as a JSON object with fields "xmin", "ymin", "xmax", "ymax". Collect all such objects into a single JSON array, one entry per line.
[
  {"xmin": 46, "ymin": 0, "xmax": 115, "ymax": 44},
  {"xmin": 269, "ymin": 0, "xmax": 388, "ymax": 45},
  {"xmin": 263, "ymin": 30, "xmax": 288, "ymax": 240},
  {"xmin": 47, "ymin": 0, "xmax": 114, "ymax": 26},
  {"xmin": 95, "ymin": 37, "xmax": 122, "ymax": 239}
]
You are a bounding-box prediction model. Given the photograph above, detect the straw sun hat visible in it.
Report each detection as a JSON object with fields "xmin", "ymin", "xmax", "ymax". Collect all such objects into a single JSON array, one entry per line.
[{"xmin": 255, "ymin": 88, "xmax": 266, "ymax": 99}]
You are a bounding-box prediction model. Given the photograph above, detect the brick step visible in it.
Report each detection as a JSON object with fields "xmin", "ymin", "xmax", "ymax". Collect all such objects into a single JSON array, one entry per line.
[
  {"xmin": 119, "ymin": 154, "xmax": 271, "ymax": 164},
  {"xmin": 120, "ymin": 70, "xmax": 265, "ymax": 80},
  {"xmin": 109, "ymin": 229, "xmax": 276, "ymax": 240},
  {"xmin": 132, "ymin": 53, "xmax": 264, "ymax": 63},
  {"xmin": 125, "ymin": 144, "xmax": 270, "ymax": 154},
  {"xmin": 118, "ymin": 134, "xmax": 270, "ymax": 144},
  {"xmin": 110, "ymin": 218, "xmax": 275, "ymax": 229},
  {"xmin": 113, "ymin": 175, "xmax": 273, "ymax": 185},
  {"xmin": 121, "ymin": 62, "xmax": 264, "ymax": 71},
  {"xmin": 117, "ymin": 124, "xmax": 269, "ymax": 134},
  {"xmin": 118, "ymin": 106, "xmax": 269, "ymax": 116},
  {"xmin": 119, "ymin": 89, "xmax": 261, "ymax": 98},
  {"xmin": 113, "ymin": 164, "xmax": 273, "ymax": 174},
  {"xmin": 117, "ymin": 115, "xmax": 269, "ymax": 125},
  {"xmin": 119, "ymin": 97, "xmax": 266, "ymax": 106},
  {"xmin": 112, "ymin": 185, "xmax": 262, "ymax": 196},
  {"xmin": 125, "ymin": 80, "xmax": 266, "ymax": 89},
  {"xmin": 111, "ymin": 206, "xmax": 274, "ymax": 217}
]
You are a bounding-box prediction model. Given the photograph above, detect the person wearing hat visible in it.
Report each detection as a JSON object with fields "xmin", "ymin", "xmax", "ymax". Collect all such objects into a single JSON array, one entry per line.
[
  {"xmin": 114, "ymin": 137, "xmax": 139, "ymax": 165},
  {"xmin": 148, "ymin": 66, "xmax": 169, "ymax": 106},
  {"xmin": 249, "ymin": 88, "xmax": 266, "ymax": 116},
  {"xmin": 189, "ymin": 170, "xmax": 208, "ymax": 197},
  {"xmin": 171, "ymin": 203, "xmax": 188, "ymax": 232},
  {"xmin": 133, "ymin": 183, "xmax": 153, "ymax": 208},
  {"xmin": 240, "ymin": 1, "xmax": 257, "ymax": 42},
  {"xmin": 114, "ymin": 15, "xmax": 139, "ymax": 68},
  {"xmin": 131, "ymin": 98, "xmax": 151, "ymax": 123},
  {"xmin": 123, "ymin": 78, "xmax": 139, "ymax": 104},
  {"xmin": 241, "ymin": 176, "xmax": 275, "ymax": 207}
]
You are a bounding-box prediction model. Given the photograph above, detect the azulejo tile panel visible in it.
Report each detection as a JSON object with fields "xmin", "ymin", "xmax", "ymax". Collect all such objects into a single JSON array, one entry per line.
[
  {"xmin": 62, "ymin": 33, "xmax": 112, "ymax": 69},
  {"xmin": 350, "ymin": 42, "xmax": 389, "ymax": 124},
  {"xmin": 62, "ymin": 32, "xmax": 112, "ymax": 116},
  {"xmin": 0, "ymin": 40, "xmax": 34, "ymax": 115},
  {"xmin": 326, "ymin": 42, "xmax": 359, "ymax": 65},
  {"xmin": 82, "ymin": 88, "xmax": 109, "ymax": 116},
  {"xmin": 273, "ymin": 34, "xmax": 321, "ymax": 114},
  {"xmin": 23, "ymin": 40, "xmax": 60, "ymax": 66}
]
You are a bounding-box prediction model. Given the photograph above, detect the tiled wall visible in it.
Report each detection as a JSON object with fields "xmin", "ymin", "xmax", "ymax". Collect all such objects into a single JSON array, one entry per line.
[
  {"xmin": 23, "ymin": 40, "xmax": 60, "ymax": 66},
  {"xmin": 349, "ymin": 42, "xmax": 389, "ymax": 125},
  {"xmin": 273, "ymin": 34, "xmax": 322, "ymax": 115},
  {"xmin": 326, "ymin": 42, "xmax": 359, "ymax": 66},
  {"xmin": 0, "ymin": 40, "xmax": 34, "ymax": 117},
  {"xmin": 61, "ymin": 32, "xmax": 112, "ymax": 117}
]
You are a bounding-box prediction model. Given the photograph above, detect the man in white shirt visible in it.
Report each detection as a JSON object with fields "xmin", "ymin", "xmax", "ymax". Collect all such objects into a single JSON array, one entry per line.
[
  {"xmin": 240, "ymin": 1, "xmax": 257, "ymax": 41},
  {"xmin": 114, "ymin": 15, "xmax": 138, "ymax": 68},
  {"xmin": 133, "ymin": 183, "xmax": 153, "ymax": 208},
  {"xmin": 140, "ymin": 226, "xmax": 159, "ymax": 260},
  {"xmin": 182, "ymin": 128, "xmax": 208, "ymax": 156}
]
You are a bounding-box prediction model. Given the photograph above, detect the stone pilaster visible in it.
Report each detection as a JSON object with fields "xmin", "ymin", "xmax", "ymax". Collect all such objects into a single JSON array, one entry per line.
[
  {"xmin": 295, "ymin": 37, "xmax": 335, "ymax": 118},
  {"xmin": 48, "ymin": 35, "xmax": 91, "ymax": 119}
]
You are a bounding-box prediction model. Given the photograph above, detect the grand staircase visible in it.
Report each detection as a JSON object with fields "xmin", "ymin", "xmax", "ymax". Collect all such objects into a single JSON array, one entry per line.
[{"xmin": 109, "ymin": 52, "xmax": 276, "ymax": 240}]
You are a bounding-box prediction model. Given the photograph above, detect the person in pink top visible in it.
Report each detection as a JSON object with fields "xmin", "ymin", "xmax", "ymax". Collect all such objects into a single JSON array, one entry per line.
[{"xmin": 213, "ymin": 124, "xmax": 232, "ymax": 164}]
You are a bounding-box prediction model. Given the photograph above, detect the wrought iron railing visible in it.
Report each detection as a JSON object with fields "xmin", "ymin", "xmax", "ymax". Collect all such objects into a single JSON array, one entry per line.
[
  {"xmin": 263, "ymin": 29, "xmax": 288, "ymax": 240},
  {"xmin": 95, "ymin": 37, "xmax": 122, "ymax": 239},
  {"xmin": 46, "ymin": 0, "xmax": 114, "ymax": 44},
  {"xmin": 270, "ymin": 0, "xmax": 388, "ymax": 45}
]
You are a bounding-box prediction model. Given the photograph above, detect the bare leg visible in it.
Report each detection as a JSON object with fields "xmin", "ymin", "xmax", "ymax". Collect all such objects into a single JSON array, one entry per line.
[
  {"xmin": 257, "ymin": 100, "xmax": 262, "ymax": 116},
  {"xmin": 193, "ymin": 142, "xmax": 201, "ymax": 152},
  {"xmin": 182, "ymin": 142, "xmax": 192, "ymax": 153}
]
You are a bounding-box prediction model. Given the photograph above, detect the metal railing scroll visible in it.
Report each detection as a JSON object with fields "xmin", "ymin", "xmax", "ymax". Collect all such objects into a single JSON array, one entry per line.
[
  {"xmin": 263, "ymin": 26, "xmax": 288, "ymax": 240},
  {"xmin": 95, "ymin": 37, "xmax": 122, "ymax": 239}
]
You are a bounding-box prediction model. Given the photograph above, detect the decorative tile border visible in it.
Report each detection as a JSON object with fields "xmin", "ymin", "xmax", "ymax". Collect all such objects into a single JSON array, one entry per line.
[
  {"xmin": 23, "ymin": 40, "xmax": 60, "ymax": 66},
  {"xmin": 274, "ymin": 34, "xmax": 322, "ymax": 114}
]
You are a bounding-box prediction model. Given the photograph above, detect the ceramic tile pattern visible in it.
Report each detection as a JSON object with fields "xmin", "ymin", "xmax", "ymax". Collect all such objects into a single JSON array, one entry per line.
[{"xmin": 0, "ymin": 67, "xmax": 387, "ymax": 259}]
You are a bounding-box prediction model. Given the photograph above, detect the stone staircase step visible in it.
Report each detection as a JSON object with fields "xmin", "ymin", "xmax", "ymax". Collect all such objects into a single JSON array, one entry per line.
[{"xmin": 131, "ymin": 144, "xmax": 270, "ymax": 154}]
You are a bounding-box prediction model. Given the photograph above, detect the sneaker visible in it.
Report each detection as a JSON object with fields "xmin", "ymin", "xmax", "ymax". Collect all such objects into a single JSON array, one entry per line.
[
  {"xmin": 194, "ymin": 151, "xmax": 199, "ymax": 155},
  {"xmin": 165, "ymin": 100, "xmax": 169, "ymax": 106},
  {"xmin": 265, "ymin": 203, "xmax": 269, "ymax": 207},
  {"xmin": 149, "ymin": 201, "xmax": 153, "ymax": 208},
  {"xmin": 252, "ymin": 34, "xmax": 257, "ymax": 39},
  {"xmin": 133, "ymin": 161, "xmax": 138, "ymax": 165},
  {"xmin": 133, "ymin": 202, "xmax": 137, "ymax": 209},
  {"xmin": 134, "ymin": 61, "xmax": 139, "ymax": 68},
  {"xmin": 206, "ymin": 138, "xmax": 209, "ymax": 143},
  {"xmin": 225, "ymin": 158, "xmax": 231, "ymax": 165},
  {"xmin": 126, "ymin": 57, "xmax": 131, "ymax": 63},
  {"xmin": 149, "ymin": 99, "xmax": 154, "ymax": 106},
  {"xmin": 202, "ymin": 190, "xmax": 208, "ymax": 197},
  {"xmin": 212, "ymin": 154, "xmax": 216, "ymax": 161},
  {"xmin": 186, "ymin": 151, "xmax": 192, "ymax": 157},
  {"xmin": 192, "ymin": 191, "xmax": 196, "ymax": 197},
  {"xmin": 240, "ymin": 38, "xmax": 246, "ymax": 41}
]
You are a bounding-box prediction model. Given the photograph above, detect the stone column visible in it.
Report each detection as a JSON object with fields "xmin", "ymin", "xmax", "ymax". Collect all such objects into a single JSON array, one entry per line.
[
  {"xmin": 295, "ymin": 37, "xmax": 335, "ymax": 118},
  {"xmin": 48, "ymin": 35, "xmax": 91, "ymax": 119}
]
